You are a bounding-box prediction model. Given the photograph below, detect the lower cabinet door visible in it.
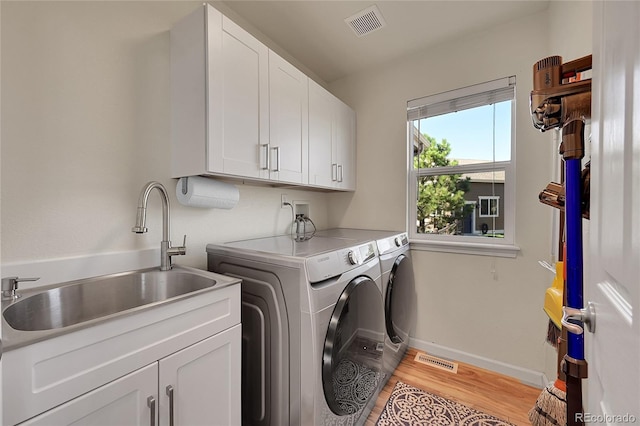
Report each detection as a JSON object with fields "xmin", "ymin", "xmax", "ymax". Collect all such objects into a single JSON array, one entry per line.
[
  {"xmin": 21, "ymin": 363, "xmax": 158, "ymax": 426},
  {"xmin": 159, "ymin": 324, "xmax": 241, "ymax": 426}
]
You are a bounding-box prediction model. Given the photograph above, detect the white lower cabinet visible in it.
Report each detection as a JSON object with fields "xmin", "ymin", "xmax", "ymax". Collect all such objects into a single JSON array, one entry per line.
[
  {"xmin": 21, "ymin": 363, "xmax": 158, "ymax": 426},
  {"xmin": 19, "ymin": 325, "xmax": 241, "ymax": 426},
  {"xmin": 159, "ymin": 324, "xmax": 241, "ymax": 426}
]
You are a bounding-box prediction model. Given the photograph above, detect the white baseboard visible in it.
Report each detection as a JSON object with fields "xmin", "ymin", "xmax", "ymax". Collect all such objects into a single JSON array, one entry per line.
[
  {"xmin": 409, "ymin": 337, "xmax": 548, "ymax": 389},
  {"xmin": 1, "ymin": 248, "xmax": 161, "ymax": 290}
]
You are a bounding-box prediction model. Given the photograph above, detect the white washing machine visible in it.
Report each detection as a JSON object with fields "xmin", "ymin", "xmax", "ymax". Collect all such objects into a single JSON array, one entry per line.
[
  {"xmin": 206, "ymin": 235, "xmax": 385, "ymax": 426},
  {"xmin": 315, "ymin": 229, "xmax": 417, "ymax": 378}
]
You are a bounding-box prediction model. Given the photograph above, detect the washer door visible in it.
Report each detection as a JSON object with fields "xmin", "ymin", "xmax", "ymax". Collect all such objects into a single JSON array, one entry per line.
[
  {"xmin": 322, "ymin": 276, "xmax": 384, "ymax": 416},
  {"xmin": 385, "ymin": 254, "xmax": 415, "ymax": 344}
]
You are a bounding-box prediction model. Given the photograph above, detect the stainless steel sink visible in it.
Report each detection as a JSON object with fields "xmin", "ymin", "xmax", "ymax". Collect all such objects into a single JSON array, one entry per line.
[{"xmin": 3, "ymin": 266, "xmax": 218, "ymax": 332}]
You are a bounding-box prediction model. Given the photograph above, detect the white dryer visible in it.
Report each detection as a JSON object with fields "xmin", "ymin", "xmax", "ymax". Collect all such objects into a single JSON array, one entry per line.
[
  {"xmin": 315, "ymin": 229, "xmax": 417, "ymax": 378},
  {"xmin": 207, "ymin": 235, "xmax": 385, "ymax": 426},
  {"xmin": 375, "ymin": 232, "xmax": 416, "ymax": 376}
]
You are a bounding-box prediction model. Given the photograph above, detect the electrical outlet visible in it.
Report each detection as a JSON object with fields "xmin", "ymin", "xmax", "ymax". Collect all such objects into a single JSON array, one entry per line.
[{"xmin": 281, "ymin": 194, "xmax": 289, "ymax": 208}]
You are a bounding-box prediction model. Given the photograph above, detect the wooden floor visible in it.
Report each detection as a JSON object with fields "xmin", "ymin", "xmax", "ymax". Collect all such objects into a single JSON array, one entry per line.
[{"xmin": 365, "ymin": 348, "xmax": 541, "ymax": 425}]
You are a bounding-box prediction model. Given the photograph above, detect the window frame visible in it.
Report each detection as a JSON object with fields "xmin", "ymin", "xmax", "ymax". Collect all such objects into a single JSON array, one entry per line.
[{"xmin": 406, "ymin": 77, "xmax": 519, "ymax": 258}]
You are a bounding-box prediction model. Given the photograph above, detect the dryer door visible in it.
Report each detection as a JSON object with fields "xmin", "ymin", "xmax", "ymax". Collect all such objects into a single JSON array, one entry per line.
[
  {"xmin": 322, "ymin": 276, "xmax": 384, "ymax": 416},
  {"xmin": 385, "ymin": 254, "xmax": 415, "ymax": 345}
]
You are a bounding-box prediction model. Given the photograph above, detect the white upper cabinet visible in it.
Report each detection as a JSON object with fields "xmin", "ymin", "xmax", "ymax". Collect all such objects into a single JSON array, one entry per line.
[
  {"xmin": 171, "ymin": 4, "xmax": 353, "ymax": 190},
  {"xmin": 171, "ymin": 4, "xmax": 269, "ymax": 179},
  {"xmin": 335, "ymin": 100, "xmax": 356, "ymax": 190},
  {"xmin": 213, "ymin": 16, "xmax": 270, "ymax": 179},
  {"xmin": 308, "ymin": 79, "xmax": 356, "ymax": 191},
  {"xmin": 308, "ymin": 80, "xmax": 335, "ymax": 188},
  {"xmin": 268, "ymin": 51, "xmax": 309, "ymax": 184}
]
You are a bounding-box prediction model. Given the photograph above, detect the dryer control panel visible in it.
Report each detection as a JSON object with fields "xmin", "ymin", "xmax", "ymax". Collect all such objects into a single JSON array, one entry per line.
[
  {"xmin": 306, "ymin": 242, "xmax": 377, "ymax": 283},
  {"xmin": 377, "ymin": 232, "xmax": 409, "ymax": 255}
]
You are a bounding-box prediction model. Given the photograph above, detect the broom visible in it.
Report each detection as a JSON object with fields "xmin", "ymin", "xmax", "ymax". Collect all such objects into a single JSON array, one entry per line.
[
  {"xmin": 530, "ymin": 257, "xmax": 568, "ymax": 426},
  {"xmin": 529, "ymin": 163, "xmax": 568, "ymax": 426}
]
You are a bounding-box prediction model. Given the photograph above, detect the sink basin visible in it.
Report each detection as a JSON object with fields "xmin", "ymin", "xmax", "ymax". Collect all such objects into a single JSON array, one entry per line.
[{"xmin": 3, "ymin": 267, "xmax": 217, "ymax": 331}]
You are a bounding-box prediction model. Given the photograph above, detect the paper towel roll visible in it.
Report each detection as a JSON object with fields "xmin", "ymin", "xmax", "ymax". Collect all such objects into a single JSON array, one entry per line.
[{"xmin": 176, "ymin": 176, "xmax": 239, "ymax": 209}]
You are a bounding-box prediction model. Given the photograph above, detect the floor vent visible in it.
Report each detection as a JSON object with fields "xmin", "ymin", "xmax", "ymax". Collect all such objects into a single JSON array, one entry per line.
[
  {"xmin": 414, "ymin": 352, "xmax": 459, "ymax": 374},
  {"xmin": 344, "ymin": 5, "xmax": 386, "ymax": 37}
]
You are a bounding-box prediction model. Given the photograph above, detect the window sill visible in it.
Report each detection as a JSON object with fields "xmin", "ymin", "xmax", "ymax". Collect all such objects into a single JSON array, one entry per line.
[{"xmin": 409, "ymin": 239, "xmax": 520, "ymax": 258}]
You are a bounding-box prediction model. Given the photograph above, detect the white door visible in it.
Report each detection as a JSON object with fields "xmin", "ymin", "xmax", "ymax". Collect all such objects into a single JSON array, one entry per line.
[
  {"xmin": 309, "ymin": 79, "xmax": 336, "ymax": 188},
  {"xmin": 335, "ymin": 100, "xmax": 356, "ymax": 191},
  {"xmin": 269, "ymin": 50, "xmax": 309, "ymax": 184},
  {"xmin": 21, "ymin": 363, "xmax": 158, "ymax": 425},
  {"xmin": 158, "ymin": 324, "xmax": 241, "ymax": 426},
  {"xmin": 588, "ymin": 1, "xmax": 640, "ymax": 421},
  {"xmin": 209, "ymin": 13, "xmax": 269, "ymax": 179}
]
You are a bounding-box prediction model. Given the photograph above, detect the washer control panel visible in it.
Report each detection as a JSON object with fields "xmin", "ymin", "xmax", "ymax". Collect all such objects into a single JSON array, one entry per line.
[{"xmin": 306, "ymin": 242, "xmax": 377, "ymax": 283}]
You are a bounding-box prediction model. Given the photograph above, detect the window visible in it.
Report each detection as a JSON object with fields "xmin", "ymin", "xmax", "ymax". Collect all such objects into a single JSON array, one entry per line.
[
  {"xmin": 407, "ymin": 77, "xmax": 518, "ymax": 257},
  {"xmin": 479, "ymin": 196, "xmax": 500, "ymax": 218}
]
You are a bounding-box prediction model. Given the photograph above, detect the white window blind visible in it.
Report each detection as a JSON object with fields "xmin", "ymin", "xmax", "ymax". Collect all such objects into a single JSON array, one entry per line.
[{"xmin": 407, "ymin": 76, "xmax": 516, "ymax": 121}]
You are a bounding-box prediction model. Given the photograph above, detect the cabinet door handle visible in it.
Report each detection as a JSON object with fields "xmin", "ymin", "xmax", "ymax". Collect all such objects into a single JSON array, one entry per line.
[
  {"xmin": 147, "ymin": 396, "xmax": 156, "ymax": 426},
  {"xmin": 332, "ymin": 163, "xmax": 338, "ymax": 181},
  {"xmin": 272, "ymin": 147, "xmax": 281, "ymax": 172},
  {"xmin": 166, "ymin": 385, "xmax": 175, "ymax": 426},
  {"xmin": 338, "ymin": 164, "xmax": 343, "ymax": 182},
  {"xmin": 261, "ymin": 144, "xmax": 270, "ymax": 170}
]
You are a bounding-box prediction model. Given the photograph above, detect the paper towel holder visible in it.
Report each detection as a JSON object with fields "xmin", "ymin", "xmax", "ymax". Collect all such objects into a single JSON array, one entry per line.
[
  {"xmin": 181, "ymin": 177, "xmax": 190, "ymax": 195},
  {"xmin": 176, "ymin": 175, "xmax": 240, "ymax": 209}
]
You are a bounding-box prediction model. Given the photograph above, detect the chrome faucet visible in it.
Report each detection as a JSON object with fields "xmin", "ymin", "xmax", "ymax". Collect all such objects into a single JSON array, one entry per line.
[{"xmin": 132, "ymin": 181, "xmax": 186, "ymax": 271}]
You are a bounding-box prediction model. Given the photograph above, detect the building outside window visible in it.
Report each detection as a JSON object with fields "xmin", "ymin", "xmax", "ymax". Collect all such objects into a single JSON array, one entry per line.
[{"xmin": 407, "ymin": 76, "xmax": 517, "ymax": 256}]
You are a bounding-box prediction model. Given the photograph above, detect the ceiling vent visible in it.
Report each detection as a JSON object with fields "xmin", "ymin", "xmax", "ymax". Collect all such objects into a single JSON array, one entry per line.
[{"xmin": 344, "ymin": 5, "xmax": 386, "ymax": 37}]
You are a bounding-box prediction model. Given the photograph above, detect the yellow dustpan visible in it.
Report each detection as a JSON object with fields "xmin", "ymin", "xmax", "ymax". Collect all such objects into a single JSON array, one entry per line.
[{"xmin": 543, "ymin": 261, "xmax": 564, "ymax": 329}]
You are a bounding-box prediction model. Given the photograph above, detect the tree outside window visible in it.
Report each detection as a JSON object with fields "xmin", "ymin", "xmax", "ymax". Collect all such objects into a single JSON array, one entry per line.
[{"xmin": 414, "ymin": 134, "xmax": 473, "ymax": 234}]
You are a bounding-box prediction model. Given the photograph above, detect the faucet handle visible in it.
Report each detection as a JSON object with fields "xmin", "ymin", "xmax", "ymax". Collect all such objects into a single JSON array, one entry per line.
[{"xmin": 168, "ymin": 235, "xmax": 187, "ymax": 257}]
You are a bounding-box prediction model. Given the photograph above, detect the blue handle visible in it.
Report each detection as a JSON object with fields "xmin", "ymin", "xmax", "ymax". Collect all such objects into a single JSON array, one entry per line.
[{"xmin": 565, "ymin": 158, "xmax": 584, "ymax": 361}]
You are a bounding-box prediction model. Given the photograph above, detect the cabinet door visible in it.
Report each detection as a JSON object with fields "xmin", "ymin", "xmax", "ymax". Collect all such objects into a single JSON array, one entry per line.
[
  {"xmin": 308, "ymin": 80, "xmax": 357, "ymax": 191},
  {"xmin": 308, "ymin": 80, "xmax": 336, "ymax": 187},
  {"xmin": 159, "ymin": 324, "xmax": 241, "ymax": 426},
  {"xmin": 21, "ymin": 363, "xmax": 158, "ymax": 426},
  {"xmin": 269, "ymin": 51, "xmax": 309, "ymax": 184},
  {"xmin": 171, "ymin": 5, "xmax": 269, "ymax": 179},
  {"xmin": 335, "ymin": 101, "xmax": 356, "ymax": 191},
  {"xmin": 209, "ymin": 13, "xmax": 269, "ymax": 179}
]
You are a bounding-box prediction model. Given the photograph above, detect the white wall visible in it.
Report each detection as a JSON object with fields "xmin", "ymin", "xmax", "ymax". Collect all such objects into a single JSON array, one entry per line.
[
  {"xmin": 328, "ymin": 5, "xmax": 593, "ymax": 376},
  {"xmin": 0, "ymin": 1, "xmax": 331, "ymax": 273},
  {"xmin": 0, "ymin": 0, "xmax": 593, "ymax": 381}
]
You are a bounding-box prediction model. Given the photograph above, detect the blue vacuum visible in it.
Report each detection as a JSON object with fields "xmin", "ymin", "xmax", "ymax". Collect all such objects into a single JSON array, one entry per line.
[{"xmin": 530, "ymin": 55, "xmax": 593, "ymax": 426}]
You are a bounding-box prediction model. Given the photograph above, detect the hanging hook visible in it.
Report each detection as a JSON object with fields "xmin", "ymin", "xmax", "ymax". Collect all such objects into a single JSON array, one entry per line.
[{"xmin": 561, "ymin": 301, "xmax": 596, "ymax": 335}]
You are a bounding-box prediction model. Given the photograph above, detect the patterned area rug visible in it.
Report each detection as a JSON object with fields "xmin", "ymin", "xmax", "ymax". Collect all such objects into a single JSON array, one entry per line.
[{"xmin": 376, "ymin": 381, "xmax": 515, "ymax": 426}]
